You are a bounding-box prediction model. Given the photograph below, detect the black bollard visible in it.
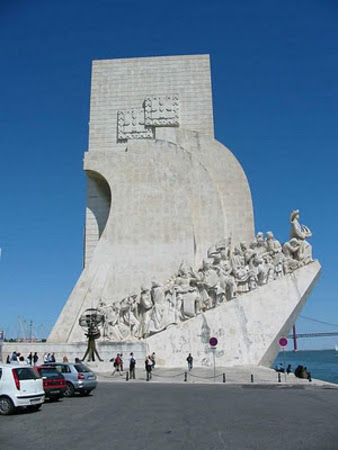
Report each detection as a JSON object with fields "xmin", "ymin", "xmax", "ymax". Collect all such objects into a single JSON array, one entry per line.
[
  {"xmin": 126, "ymin": 372, "xmax": 129, "ymax": 381},
  {"xmin": 278, "ymin": 372, "xmax": 281, "ymax": 383},
  {"xmin": 223, "ymin": 373, "xmax": 226, "ymax": 383},
  {"xmin": 184, "ymin": 372, "xmax": 187, "ymax": 382},
  {"xmin": 251, "ymin": 374, "xmax": 254, "ymax": 383}
]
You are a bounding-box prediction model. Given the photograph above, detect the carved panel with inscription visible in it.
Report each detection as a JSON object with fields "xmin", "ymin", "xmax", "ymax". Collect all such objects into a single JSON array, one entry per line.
[
  {"xmin": 117, "ymin": 109, "xmax": 154, "ymax": 141},
  {"xmin": 144, "ymin": 94, "xmax": 179, "ymax": 127}
]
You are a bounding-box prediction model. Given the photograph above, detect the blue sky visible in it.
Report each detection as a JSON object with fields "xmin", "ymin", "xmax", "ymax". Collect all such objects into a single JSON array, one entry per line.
[{"xmin": 1, "ymin": 0, "xmax": 337, "ymax": 349}]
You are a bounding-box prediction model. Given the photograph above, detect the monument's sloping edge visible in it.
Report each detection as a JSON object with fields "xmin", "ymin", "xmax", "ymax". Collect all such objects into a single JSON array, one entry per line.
[{"xmin": 144, "ymin": 261, "xmax": 321, "ymax": 368}]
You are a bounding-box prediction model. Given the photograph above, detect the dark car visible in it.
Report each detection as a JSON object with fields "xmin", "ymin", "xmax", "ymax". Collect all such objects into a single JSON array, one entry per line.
[
  {"xmin": 36, "ymin": 366, "xmax": 66, "ymax": 401},
  {"xmin": 41, "ymin": 362, "xmax": 97, "ymax": 397}
]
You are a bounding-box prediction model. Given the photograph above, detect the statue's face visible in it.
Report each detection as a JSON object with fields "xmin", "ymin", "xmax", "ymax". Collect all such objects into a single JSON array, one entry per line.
[
  {"xmin": 240, "ymin": 242, "xmax": 247, "ymax": 251},
  {"xmin": 213, "ymin": 254, "xmax": 221, "ymax": 264}
]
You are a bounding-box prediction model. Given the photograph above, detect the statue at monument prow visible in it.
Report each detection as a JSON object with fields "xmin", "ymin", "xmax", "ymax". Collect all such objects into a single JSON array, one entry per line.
[{"xmin": 90, "ymin": 210, "xmax": 314, "ymax": 342}]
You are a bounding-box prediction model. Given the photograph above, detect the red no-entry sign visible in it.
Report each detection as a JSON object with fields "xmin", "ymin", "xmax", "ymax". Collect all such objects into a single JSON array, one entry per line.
[
  {"xmin": 278, "ymin": 336, "xmax": 288, "ymax": 348},
  {"xmin": 209, "ymin": 337, "xmax": 218, "ymax": 347}
]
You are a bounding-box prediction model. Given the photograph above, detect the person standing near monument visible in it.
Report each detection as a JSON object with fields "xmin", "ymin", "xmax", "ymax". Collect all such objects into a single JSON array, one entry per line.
[
  {"xmin": 33, "ymin": 352, "xmax": 39, "ymax": 366},
  {"xmin": 26, "ymin": 352, "xmax": 33, "ymax": 365},
  {"xmin": 145, "ymin": 356, "xmax": 153, "ymax": 381},
  {"xmin": 129, "ymin": 353, "xmax": 136, "ymax": 379},
  {"xmin": 150, "ymin": 352, "xmax": 156, "ymax": 368},
  {"xmin": 186, "ymin": 353, "xmax": 193, "ymax": 371}
]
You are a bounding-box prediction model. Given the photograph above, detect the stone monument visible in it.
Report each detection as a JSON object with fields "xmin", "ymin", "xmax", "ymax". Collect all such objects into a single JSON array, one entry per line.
[{"xmin": 48, "ymin": 55, "xmax": 320, "ymax": 368}]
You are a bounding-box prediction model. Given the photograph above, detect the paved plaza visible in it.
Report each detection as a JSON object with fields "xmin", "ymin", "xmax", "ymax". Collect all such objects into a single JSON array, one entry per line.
[
  {"xmin": 1, "ymin": 382, "xmax": 338, "ymax": 449},
  {"xmin": 93, "ymin": 364, "xmax": 334, "ymax": 387}
]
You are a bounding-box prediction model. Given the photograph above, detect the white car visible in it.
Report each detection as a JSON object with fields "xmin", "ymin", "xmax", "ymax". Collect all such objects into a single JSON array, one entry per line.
[{"xmin": 0, "ymin": 363, "xmax": 45, "ymax": 415}]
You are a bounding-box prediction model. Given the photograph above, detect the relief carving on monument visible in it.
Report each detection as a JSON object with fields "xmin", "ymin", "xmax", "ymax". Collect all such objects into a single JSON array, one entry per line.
[
  {"xmin": 117, "ymin": 108, "xmax": 154, "ymax": 141},
  {"xmin": 90, "ymin": 210, "xmax": 314, "ymax": 342},
  {"xmin": 117, "ymin": 94, "xmax": 179, "ymax": 142},
  {"xmin": 144, "ymin": 94, "xmax": 179, "ymax": 127}
]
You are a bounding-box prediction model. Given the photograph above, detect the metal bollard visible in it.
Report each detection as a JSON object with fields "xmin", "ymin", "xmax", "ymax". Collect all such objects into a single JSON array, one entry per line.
[
  {"xmin": 278, "ymin": 372, "xmax": 281, "ymax": 383},
  {"xmin": 251, "ymin": 374, "xmax": 254, "ymax": 383},
  {"xmin": 223, "ymin": 373, "xmax": 226, "ymax": 383},
  {"xmin": 126, "ymin": 372, "xmax": 129, "ymax": 381},
  {"xmin": 184, "ymin": 372, "xmax": 187, "ymax": 382}
]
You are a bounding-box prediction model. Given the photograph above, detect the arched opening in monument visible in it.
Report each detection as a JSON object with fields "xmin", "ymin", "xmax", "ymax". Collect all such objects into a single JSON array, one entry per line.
[{"xmin": 83, "ymin": 170, "xmax": 111, "ymax": 267}]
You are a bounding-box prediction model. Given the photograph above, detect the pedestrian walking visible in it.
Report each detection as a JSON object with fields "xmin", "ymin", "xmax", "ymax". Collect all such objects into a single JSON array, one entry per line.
[
  {"xmin": 150, "ymin": 352, "xmax": 156, "ymax": 368},
  {"xmin": 145, "ymin": 356, "xmax": 153, "ymax": 381},
  {"xmin": 112, "ymin": 354, "xmax": 123, "ymax": 376},
  {"xmin": 33, "ymin": 352, "xmax": 39, "ymax": 366},
  {"xmin": 26, "ymin": 352, "xmax": 33, "ymax": 365},
  {"xmin": 129, "ymin": 353, "xmax": 136, "ymax": 379},
  {"xmin": 10, "ymin": 351, "xmax": 18, "ymax": 362},
  {"xmin": 186, "ymin": 353, "xmax": 193, "ymax": 371}
]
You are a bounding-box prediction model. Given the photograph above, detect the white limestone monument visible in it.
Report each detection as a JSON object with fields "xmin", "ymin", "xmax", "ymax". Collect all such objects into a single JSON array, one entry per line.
[{"xmin": 48, "ymin": 55, "xmax": 321, "ymax": 367}]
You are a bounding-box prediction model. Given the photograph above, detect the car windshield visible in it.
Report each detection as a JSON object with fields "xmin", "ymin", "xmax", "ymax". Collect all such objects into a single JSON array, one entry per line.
[
  {"xmin": 38, "ymin": 368, "xmax": 62, "ymax": 378},
  {"xmin": 74, "ymin": 363, "xmax": 90, "ymax": 373},
  {"xmin": 14, "ymin": 367, "xmax": 41, "ymax": 380}
]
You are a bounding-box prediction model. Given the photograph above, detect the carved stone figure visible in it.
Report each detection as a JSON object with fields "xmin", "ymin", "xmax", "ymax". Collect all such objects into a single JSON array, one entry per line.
[
  {"xmin": 248, "ymin": 252, "xmax": 265, "ymax": 287},
  {"xmin": 289, "ymin": 210, "xmax": 313, "ymax": 265},
  {"xmin": 120, "ymin": 294, "xmax": 140, "ymax": 338},
  {"xmin": 149, "ymin": 280, "xmax": 176, "ymax": 332},
  {"xmin": 231, "ymin": 246, "xmax": 250, "ymax": 293},
  {"xmin": 174, "ymin": 264, "xmax": 200, "ymax": 317},
  {"xmin": 138, "ymin": 286, "xmax": 153, "ymax": 338},
  {"xmin": 196, "ymin": 259, "xmax": 218, "ymax": 310},
  {"xmin": 262, "ymin": 254, "xmax": 275, "ymax": 284},
  {"xmin": 212, "ymin": 254, "xmax": 237, "ymax": 302},
  {"xmin": 266, "ymin": 231, "xmax": 284, "ymax": 279},
  {"xmin": 256, "ymin": 232, "xmax": 268, "ymax": 256},
  {"xmin": 282, "ymin": 238, "xmax": 304, "ymax": 274}
]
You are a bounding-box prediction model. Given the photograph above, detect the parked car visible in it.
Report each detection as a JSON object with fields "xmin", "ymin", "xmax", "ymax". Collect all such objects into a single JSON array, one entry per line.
[
  {"xmin": 41, "ymin": 362, "xmax": 97, "ymax": 397},
  {"xmin": 0, "ymin": 363, "xmax": 45, "ymax": 415},
  {"xmin": 35, "ymin": 366, "xmax": 66, "ymax": 401}
]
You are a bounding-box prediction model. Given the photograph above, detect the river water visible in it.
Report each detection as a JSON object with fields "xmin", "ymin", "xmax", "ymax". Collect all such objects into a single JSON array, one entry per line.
[{"xmin": 273, "ymin": 349, "xmax": 338, "ymax": 384}]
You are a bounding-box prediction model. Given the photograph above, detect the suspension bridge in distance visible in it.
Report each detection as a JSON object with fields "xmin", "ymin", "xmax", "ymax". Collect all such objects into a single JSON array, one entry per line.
[
  {"xmin": 288, "ymin": 332, "xmax": 338, "ymax": 339},
  {"xmin": 288, "ymin": 314, "xmax": 338, "ymax": 351}
]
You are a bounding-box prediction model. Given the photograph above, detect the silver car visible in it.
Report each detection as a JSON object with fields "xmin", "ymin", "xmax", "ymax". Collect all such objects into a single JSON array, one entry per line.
[{"xmin": 42, "ymin": 362, "xmax": 97, "ymax": 397}]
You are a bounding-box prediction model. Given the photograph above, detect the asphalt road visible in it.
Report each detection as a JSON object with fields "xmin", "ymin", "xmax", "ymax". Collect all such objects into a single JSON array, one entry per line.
[{"xmin": 1, "ymin": 382, "xmax": 338, "ymax": 450}]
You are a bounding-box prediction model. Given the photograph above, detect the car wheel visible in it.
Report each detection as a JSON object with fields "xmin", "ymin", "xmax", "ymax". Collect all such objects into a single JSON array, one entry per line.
[
  {"xmin": 80, "ymin": 390, "xmax": 91, "ymax": 396},
  {"xmin": 0, "ymin": 397, "xmax": 15, "ymax": 415},
  {"xmin": 64, "ymin": 382, "xmax": 75, "ymax": 397},
  {"xmin": 28, "ymin": 404, "xmax": 41, "ymax": 412}
]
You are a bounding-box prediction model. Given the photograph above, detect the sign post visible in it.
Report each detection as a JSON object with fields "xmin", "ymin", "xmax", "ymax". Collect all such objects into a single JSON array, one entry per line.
[
  {"xmin": 209, "ymin": 337, "xmax": 218, "ymax": 381},
  {"xmin": 278, "ymin": 336, "xmax": 288, "ymax": 383}
]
